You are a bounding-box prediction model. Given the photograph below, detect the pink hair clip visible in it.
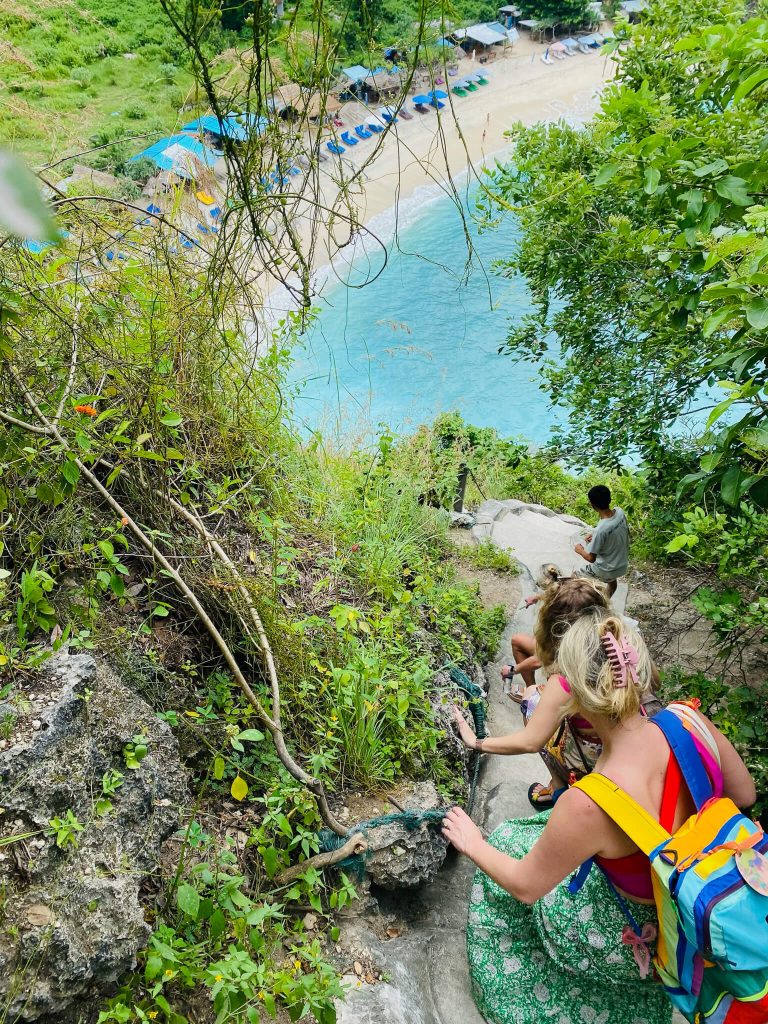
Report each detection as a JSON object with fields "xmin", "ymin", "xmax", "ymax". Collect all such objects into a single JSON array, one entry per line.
[{"xmin": 601, "ymin": 631, "xmax": 639, "ymax": 688}]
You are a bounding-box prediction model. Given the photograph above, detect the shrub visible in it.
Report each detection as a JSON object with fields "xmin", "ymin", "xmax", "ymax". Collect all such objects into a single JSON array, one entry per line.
[
  {"xmin": 660, "ymin": 670, "xmax": 767, "ymax": 818},
  {"xmin": 121, "ymin": 156, "xmax": 156, "ymax": 182},
  {"xmin": 459, "ymin": 539, "xmax": 519, "ymax": 575},
  {"xmin": 123, "ymin": 102, "xmax": 147, "ymax": 120}
]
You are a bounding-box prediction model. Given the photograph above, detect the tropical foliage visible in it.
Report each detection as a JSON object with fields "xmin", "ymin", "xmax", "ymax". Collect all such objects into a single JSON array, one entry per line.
[{"xmin": 486, "ymin": 0, "xmax": 768, "ymax": 662}]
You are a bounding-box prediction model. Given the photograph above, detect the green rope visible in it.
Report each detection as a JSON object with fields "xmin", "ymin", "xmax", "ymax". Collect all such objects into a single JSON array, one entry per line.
[
  {"xmin": 317, "ymin": 664, "xmax": 488, "ymax": 878},
  {"xmin": 448, "ymin": 665, "xmax": 486, "ymax": 816}
]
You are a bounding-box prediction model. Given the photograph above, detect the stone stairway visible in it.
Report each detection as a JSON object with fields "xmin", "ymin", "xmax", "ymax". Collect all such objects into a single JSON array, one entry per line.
[{"xmin": 338, "ymin": 500, "xmax": 627, "ymax": 1024}]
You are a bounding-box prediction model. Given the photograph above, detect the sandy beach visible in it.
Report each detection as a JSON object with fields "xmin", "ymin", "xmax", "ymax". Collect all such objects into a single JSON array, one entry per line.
[
  {"xmin": 329, "ymin": 34, "xmax": 614, "ymax": 228},
  {"xmin": 252, "ymin": 31, "xmax": 615, "ymax": 317}
]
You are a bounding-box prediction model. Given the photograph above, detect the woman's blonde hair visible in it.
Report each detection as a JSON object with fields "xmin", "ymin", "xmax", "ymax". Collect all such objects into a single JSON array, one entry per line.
[
  {"xmin": 534, "ymin": 576, "xmax": 611, "ymax": 669},
  {"xmin": 557, "ymin": 610, "xmax": 653, "ymax": 722}
]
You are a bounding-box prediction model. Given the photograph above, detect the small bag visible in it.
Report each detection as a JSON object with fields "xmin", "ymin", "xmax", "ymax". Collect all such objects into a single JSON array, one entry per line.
[
  {"xmin": 574, "ymin": 704, "xmax": 768, "ymax": 1022},
  {"xmin": 545, "ymin": 716, "xmax": 601, "ymax": 780}
]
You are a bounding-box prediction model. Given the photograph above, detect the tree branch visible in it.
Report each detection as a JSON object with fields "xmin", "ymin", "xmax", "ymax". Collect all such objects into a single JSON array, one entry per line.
[
  {"xmin": 274, "ymin": 833, "xmax": 367, "ymax": 885},
  {"xmin": 4, "ymin": 361, "xmax": 346, "ymax": 835}
]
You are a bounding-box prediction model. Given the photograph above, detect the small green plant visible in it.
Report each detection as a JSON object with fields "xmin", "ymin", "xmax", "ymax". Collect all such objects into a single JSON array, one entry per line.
[
  {"xmin": 96, "ymin": 769, "xmax": 126, "ymax": 816},
  {"xmin": 0, "ymin": 712, "xmax": 15, "ymax": 741},
  {"xmin": 49, "ymin": 810, "xmax": 84, "ymax": 849},
  {"xmin": 458, "ymin": 539, "xmax": 519, "ymax": 575},
  {"xmin": 123, "ymin": 734, "xmax": 149, "ymax": 770},
  {"xmin": 16, "ymin": 561, "xmax": 57, "ymax": 643}
]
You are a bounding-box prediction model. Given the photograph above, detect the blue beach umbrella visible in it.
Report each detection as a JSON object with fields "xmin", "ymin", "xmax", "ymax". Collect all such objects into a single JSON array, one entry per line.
[
  {"xmin": 430, "ymin": 89, "xmax": 448, "ymax": 99},
  {"xmin": 413, "ymin": 94, "xmax": 432, "ymax": 104}
]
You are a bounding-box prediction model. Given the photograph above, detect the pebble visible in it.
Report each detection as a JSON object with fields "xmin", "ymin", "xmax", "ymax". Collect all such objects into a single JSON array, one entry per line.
[
  {"xmin": 32, "ymin": 720, "xmax": 42, "ymax": 731},
  {"xmin": 353, "ymin": 961, "xmax": 363, "ymax": 977}
]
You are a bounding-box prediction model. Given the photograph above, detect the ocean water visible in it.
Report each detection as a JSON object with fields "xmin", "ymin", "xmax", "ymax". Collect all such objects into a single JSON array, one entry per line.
[{"xmin": 287, "ymin": 176, "xmax": 561, "ymax": 444}]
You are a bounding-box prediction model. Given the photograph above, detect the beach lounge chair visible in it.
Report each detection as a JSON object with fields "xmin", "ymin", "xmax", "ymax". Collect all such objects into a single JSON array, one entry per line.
[
  {"xmin": 379, "ymin": 110, "xmax": 398, "ymax": 124},
  {"xmin": 414, "ymin": 102, "xmax": 431, "ymax": 113},
  {"xmin": 181, "ymin": 237, "xmax": 194, "ymax": 249},
  {"xmin": 464, "ymin": 80, "xmax": 479, "ymax": 91},
  {"xmin": 196, "ymin": 191, "xmax": 215, "ymax": 205},
  {"xmin": 340, "ymin": 131, "xmax": 358, "ymax": 146},
  {"xmin": 209, "ymin": 206, "xmax": 222, "ymax": 220},
  {"xmin": 551, "ymin": 42, "xmax": 567, "ymax": 59},
  {"xmin": 541, "ymin": 49, "xmax": 554, "ymax": 64},
  {"xmin": 398, "ymin": 108, "xmax": 413, "ymax": 120},
  {"xmin": 367, "ymin": 121, "xmax": 385, "ymax": 133},
  {"xmin": 196, "ymin": 222, "xmax": 210, "ymax": 234},
  {"xmin": 327, "ymin": 141, "xmax": 345, "ymax": 154},
  {"xmin": 355, "ymin": 124, "xmax": 373, "ymax": 139},
  {"xmin": 146, "ymin": 203, "xmax": 162, "ymax": 215},
  {"xmin": 452, "ymin": 86, "xmax": 468, "ymax": 97}
]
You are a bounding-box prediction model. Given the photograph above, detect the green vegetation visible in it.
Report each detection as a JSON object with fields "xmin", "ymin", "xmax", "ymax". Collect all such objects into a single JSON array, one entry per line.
[
  {"xmin": 0, "ymin": 185, "xmax": 506, "ymax": 1017},
  {"xmin": 458, "ymin": 539, "xmax": 519, "ymax": 575},
  {"xmin": 0, "ymin": 0, "xmax": 205, "ymax": 162}
]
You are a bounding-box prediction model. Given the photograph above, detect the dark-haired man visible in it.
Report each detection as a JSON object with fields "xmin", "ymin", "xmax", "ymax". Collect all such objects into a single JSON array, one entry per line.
[{"xmin": 573, "ymin": 485, "xmax": 629, "ymax": 597}]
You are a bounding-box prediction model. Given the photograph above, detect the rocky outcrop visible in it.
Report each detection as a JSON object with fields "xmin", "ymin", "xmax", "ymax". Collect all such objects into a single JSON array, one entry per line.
[
  {"xmin": 362, "ymin": 782, "xmax": 449, "ymax": 890},
  {"xmin": 0, "ymin": 653, "xmax": 188, "ymax": 1021}
]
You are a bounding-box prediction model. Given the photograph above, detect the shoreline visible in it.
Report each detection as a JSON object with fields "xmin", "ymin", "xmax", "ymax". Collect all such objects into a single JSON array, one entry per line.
[{"xmin": 258, "ymin": 33, "xmax": 615, "ymax": 325}]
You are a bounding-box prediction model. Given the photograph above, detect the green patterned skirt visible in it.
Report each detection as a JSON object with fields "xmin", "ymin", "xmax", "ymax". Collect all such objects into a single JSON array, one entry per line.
[{"xmin": 467, "ymin": 813, "xmax": 672, "ymax": 1024}]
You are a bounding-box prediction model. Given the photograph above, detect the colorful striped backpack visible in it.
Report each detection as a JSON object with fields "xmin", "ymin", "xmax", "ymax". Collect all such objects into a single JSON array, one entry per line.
[{"xmin": 574, "ymin": 703, "xmax": 768, "ymax": 1023}]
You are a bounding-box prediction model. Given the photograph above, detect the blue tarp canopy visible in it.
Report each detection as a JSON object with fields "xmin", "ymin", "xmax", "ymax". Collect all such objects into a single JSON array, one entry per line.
[
  {"xmin": 341, "ymin": 65, "xmax": 370, "ymax": 81},
  {"xmin": 436, "ymin": 37, "xmax": 453, "ymax": 46},
  {"xmin": 129, "ymin": 135, "xmax": 217, "ymax": 177},
  {"xmin": 486, "ymin": 21, "xmax": 509, "ymax": 34},
  {"xmin": 341, "ymin": 64, "xmax": 387, "ymax": 82},
  {"xmin": 183, "ymin": 113, "xmax": 267, "ymax": 141}
]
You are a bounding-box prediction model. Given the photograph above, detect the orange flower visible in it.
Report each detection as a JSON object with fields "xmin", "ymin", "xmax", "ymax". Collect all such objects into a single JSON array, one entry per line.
[
  {"xmin": 120, "ymin": 516, "xmax": 129, "ymax": 526},
  {"xmin": 74, "ymin": 404, "xmax": 98, "ymax": 417}
]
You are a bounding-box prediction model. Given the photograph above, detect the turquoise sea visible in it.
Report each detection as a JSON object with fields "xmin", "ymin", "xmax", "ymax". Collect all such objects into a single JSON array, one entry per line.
[{"xmin": 287, "ymin": 176, "xmax": 562, "ymax": 444}]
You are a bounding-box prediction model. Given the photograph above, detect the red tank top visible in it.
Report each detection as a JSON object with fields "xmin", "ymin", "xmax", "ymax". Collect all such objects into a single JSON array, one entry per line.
[{"xmin": 593, "ymin": 752, "xmax": 683, "ymax": 900}]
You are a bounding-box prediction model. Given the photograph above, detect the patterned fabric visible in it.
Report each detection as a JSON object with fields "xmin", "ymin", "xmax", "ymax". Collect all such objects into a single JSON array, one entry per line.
[{"xmin": 466, "ymin": 813, "xmax": 672, "ymax": 1024}]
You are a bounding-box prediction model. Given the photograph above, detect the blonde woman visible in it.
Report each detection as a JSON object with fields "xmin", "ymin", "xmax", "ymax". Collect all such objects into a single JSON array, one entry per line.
[
  {"xmin": 443, "ymin": 611, "xmax": 755, "ymax": 1024},
  {"xmin": 454, "ymin": 577, "xmax": 611, "ymax": 808}
]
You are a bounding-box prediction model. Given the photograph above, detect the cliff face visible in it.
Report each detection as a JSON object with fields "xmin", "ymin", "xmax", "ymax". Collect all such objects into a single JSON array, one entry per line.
[{"xmin": 0, "ymin": 653, "xmax": 188, "ymax": 1022}]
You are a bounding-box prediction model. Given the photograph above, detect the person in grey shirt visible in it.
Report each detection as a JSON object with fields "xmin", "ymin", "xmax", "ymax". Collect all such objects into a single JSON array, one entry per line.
[{"xmin": 574, "ymin": 485, "xmax": 629, "ymax": 597}]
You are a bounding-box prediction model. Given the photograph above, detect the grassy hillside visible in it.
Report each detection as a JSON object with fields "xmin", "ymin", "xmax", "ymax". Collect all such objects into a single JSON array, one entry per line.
[{"xmin": 0, "ymin": 0, "xmax": 238, "ymax": 164}]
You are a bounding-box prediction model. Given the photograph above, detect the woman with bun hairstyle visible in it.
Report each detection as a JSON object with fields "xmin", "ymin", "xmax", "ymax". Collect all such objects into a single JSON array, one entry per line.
[
  {"xmin": 443, "ymin": 611, "xmax": 756, "ymax": 1024},
  {"xmin": 454, "ymin": 577, "xmax": 613, "ymax": 808}
]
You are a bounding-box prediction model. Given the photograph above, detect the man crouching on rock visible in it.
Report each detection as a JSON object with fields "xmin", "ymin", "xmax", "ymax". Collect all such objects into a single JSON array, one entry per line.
[{"xmin": 573, "ymin": 484, "xmax": 629, "ymax": 598}]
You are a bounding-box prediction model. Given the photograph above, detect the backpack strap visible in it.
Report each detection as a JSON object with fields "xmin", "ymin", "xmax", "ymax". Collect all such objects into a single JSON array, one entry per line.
[
  {"xmin": 651, "ymin": 709, "xmax": 714, "ymax": 810},
  {"xmin": 574, "ymin": 773, "xmax": 670, "ymax": 856}
]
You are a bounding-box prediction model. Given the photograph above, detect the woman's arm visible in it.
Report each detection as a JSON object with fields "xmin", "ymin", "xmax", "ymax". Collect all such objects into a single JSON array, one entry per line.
[
  {"xmin": 452, "ymin": 675, "xmax": 568, "ymax": 755},
  {"xmin": 442, "ymin": 787, "xmax": 610, "ymax": 904}
]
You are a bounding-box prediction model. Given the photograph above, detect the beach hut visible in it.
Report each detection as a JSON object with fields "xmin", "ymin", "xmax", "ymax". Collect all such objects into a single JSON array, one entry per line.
[
  {"xmin": 497, "ymin": 4, "xmax": 521, "ymax": 27},
  {"xmin": 129, "ymin": 135, "xmax": 217, "ymax": 182},
  {"xmin": 620, "ymin": 0, "xmax": 647, "ymax": 18},
  {"xmin": 303, "ymin": 91, "xmax": 343, "ymax": 122},
  {"xmin": 268, "ymin": 82, "xmax": 305, "ymax": 120},
  {"xmin": 452, "ymin": 22, "xmax": 507, "ymax": 56},
  {"xmin": 336, "ymin": 65, "xmax": 396, "ymax": 103},
  {"xmin": 183, "ymin": 112, "xmax": 268, "ymax": 145}
]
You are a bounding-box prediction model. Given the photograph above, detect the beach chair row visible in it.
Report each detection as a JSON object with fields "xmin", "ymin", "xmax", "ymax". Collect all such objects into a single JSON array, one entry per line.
[
  {"xmin": 326, "ymin": 113, "xmax": 394, "ymax": 155},
  {"xmin": 542, "ymin": 33, "xmax": 609, "ymax": 63}
]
